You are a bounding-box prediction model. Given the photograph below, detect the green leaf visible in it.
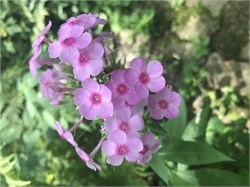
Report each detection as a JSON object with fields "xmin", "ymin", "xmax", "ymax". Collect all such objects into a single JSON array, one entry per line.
[
  {"xmin": 5, "ymin": 176, "xmax": 31, "ymax": 187},
  {"xmin": 182, "ymin": 105, "xmax": 211, "ymax": 142},
  {"xmin": 194, "ymin": 168, "xmax": 249, "ymax": 186},
  {"xmin": 148, "ymin": 154, "xmax": 169, "ymax": 185},
  {"xmin": 147, "ymin": 119, "xmax": 170, "ymax": 137},
  {"xmin": 160, "ymin": 140, "xmax": 233, "ymax": 165},
  {"xmin": 163, "ymin": 96, "xmax": 187, "ymax": 139}
]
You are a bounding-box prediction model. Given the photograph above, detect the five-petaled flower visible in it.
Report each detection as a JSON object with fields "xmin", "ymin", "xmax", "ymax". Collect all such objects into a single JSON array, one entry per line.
[
  {"xmin": 74, "ymin": 78, "xmax": 113, "ymax": 120},
  {"xmin": 102, "ymin": 130, "xmax": 143, "ymax": 166},
  {"xmin": 148, "ymin": 87, "xmax": 181, "ymax": 120}
]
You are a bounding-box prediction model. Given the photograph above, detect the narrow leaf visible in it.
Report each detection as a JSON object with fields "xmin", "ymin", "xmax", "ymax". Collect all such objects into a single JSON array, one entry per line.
[
  {"xmin": 148, "ymin": 154, "xmax": 169, "ymax": 185},
  {"xmin": 160, "ymin": 140, "xmax": 233, "ymax": 165}
]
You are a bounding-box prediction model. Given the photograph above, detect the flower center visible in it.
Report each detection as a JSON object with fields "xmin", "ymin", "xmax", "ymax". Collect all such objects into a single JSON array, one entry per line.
[
  {"xmin": 79, "ymin": 54, "xmax": 89, "ymax": 65},
  {"xmin": 119, "ymin": 122, "xmax": 129, "ymax": 132},
  {"xmin": 69, "ymin": 19, "xmax": 80, "ymax": 25},
  {"xmin": 62, "ymin": 37, "xmax": 75, "ymax": 46},
  {"xmin": 90, "ymin": 93, "xmax": 102, "ymax": 105},
  {"xmin": 159, "ymin": 100, "xmax": 168, "ymax": 109},
  {"xmin": 140, "ymin": 145, "xmax": 149, "ymax": 155},
  {"xmin": 116, "ymin": 145, "xmax": 129, "ymax": 155},
  {"xmin": 116, "ymin": 83, "xmax": 129, "ymax": 95},
  {"xmin": 139, "ymin": 72, "xmax": 150, "ymax": 84}
]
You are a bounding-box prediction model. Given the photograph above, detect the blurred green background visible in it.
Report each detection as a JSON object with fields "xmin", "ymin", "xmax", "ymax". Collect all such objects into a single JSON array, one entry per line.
[{"xmin": 0, "ymin": 0, "xmax": 249, "ymax": 186}]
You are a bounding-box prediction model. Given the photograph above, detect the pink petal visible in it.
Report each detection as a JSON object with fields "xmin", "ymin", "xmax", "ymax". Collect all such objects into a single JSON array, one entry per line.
[
  {"xmin": 78, "ymin": 14, "xmax": 96, "ymax": 29},
  {"xmin": 141, "ymin": 132, "xmax": 155, "ymax": 145},
  {"xmin": 88, "ymin": 41, "xmax": 104, "ymax": 59},
  {"xmin": 126, "ymin": 131, "xmax": 141, "ymax": 138},
  {"xmin": 75, "ymin": 147, "xmax": 90, "ymax": 162},
  {"xmin": 29, "ymin": 57, "xmax": 41, "ymax": 76},
  {"xmin": 40, "ymin": 20, "xmax": 52, "ymax": 36},
  {"xmin": 104, "ymin": 117, "xmax": 118, "ymax": 133},
  {"xmin": 139, "ymin": 153, "xmax": 152, "ymax": 163},
  {"xmin": 81, "ymin": 105, "xmax": 98, "ymax": 120},
  {"xmin": 128, "ymin": 115, "xmax": 144, "ymax": 131},
  {"xmin": 168, "ymin": 91, "xmax": 182, "ymax": 107},
  {"xmin": 82, "ymin": 78, "xmax": 100, "ymax": 92},
  {"xmin": 125, "ymin": 91, "xmax": 140, "ymax": 105},
  {"xmin": 100, "ymin": 85, "xmax": 112, "ymax": 102},
  {"xmin": 74, "ymin": 32, "xmax": 92, "ymax": 49},
  {"xmin": 156, "ymin": 87, "xmax": 171, "ymax": 100},
  {"xmin": 165, "ymin": 106, "xmax": 179, "ymax": 119},
  {"xmin": 149, "ymin": 140, "xmax": 161, "ymax": 153},
  {"xmin": 48, "ymin": 41, "xmax": 62, "ymax": 58},
  {"xmin": 108, "ymin": 130, "xmax": 127, "ymax": 145},
  {"xmin": 125, "ymin": 152, "xmax": 141, "ymax": 162},
  {"xmin": 147, "ymin": 60, "xmax": 163, "ymax": 78},
  {"xmin": 63, "ymin": 131, "xmax": 78, "ymax": 147},
  {"xmin": 102, "ymin": 140, "xmax": 117, "ymax": 156},
  {"xmin": 112, "ymin": 95, "xmax": 125, "ymax": 108},
  {"xmin": 107, "ymin": 155, "xmax": 124, "ymax": 166},
  {"xmin": 70, "ymin": 25, "xmax": 84, "ymax": 38},
  {"xmin": 86, "ymin": 160, "xmax": 101, "ymax": 171},
  {"xmin": 54, "ymin": 121, "xmax": 63, "ymax": 136},
  {"xmin": 74, "ymin": 88, "xmax": 91, "ymax": 107},
  {"xmin": 147, "ymin": 95, "xmax": 158, "ymax": 110},
  {"xmin": 73, "ymin": 66, "xmax": 90, "ymax": 81},
  {"xmin": 149, "ymin": 108, "xmax": 164, "ymax": 120},
  {"xmin": 147, "ymin": 76, "xmax": 165, "ymax": 93},
  {"xmin": 135, "ymin": 83, "xmax": 149, "ymax": 99},
  {"xmin": 126, "ymin": 137, "xmax": 143, "ymax": 152},
  {"xmin": 124, "ymin": 68, "xmax": 138, "ymax": 85},
  {"xmin": 60, "ymin": 46, "xmax": 79, "ymax": 63},
  {"xmin": 115, "ymin": 107, "xmax": 131, "ymax": 122},
  {"xmin": 98, "ymin": 102, "xmax": 113, "ymax": 119},
  {"xmin": 87, "ymin": 59, "xmax": 103, "ymax": 76},
  {"xmin": 130, "ymin": 57, "xmax": 147, "ymax": 72},
  {"xmin": 32, "ymin": 35, "xmax": 44, "ymax": 48},
  {"xmin": 111, "ymin": 69, "xmax": 125, "ymax": 82}
]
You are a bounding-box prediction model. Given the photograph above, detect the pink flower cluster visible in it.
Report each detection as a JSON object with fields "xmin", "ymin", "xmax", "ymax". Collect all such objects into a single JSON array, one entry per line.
[{"xmin": 29, "ymin": 13, "xmax": 181, "ymax": 170}]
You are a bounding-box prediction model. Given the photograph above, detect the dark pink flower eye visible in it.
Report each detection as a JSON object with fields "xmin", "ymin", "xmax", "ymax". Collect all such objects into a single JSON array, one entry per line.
[
  {"xmin": 116, "ymin": 83, "xmax": 129, "ymax": 95},
  {"xmin": 116, "ymin": 145, "xmax": 129, "ymax": 155},
  {"xmin": 159, "ymin": 100, "xmax": 168, "ymax": 109},
  {"xmin": 62, "ymin": 37, "xmax": 76, "ymax": 46},
  {"xmin": 90, "ymin": 93, "xmax": 102, "ymax": 105},
  {"xmin": 139, "ymin": 72, "xmax": 150, "ymax": 84}
]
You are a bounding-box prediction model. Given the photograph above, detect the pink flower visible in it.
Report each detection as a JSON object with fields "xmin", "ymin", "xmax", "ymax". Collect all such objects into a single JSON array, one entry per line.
[
  {"xmin": 95, "ymin": 32, "xmax": 114, "ymax": 56},
  {"xmin": 75, "ymin": 147, "xmax": 101, "ymax": 171},
  {"xmin": 54, "ymin": 121, "xmax": 77, "ymax": 147},
  {"xmin": 74, "ymin": 78, "xmax": 113, "ymax": 120},
  {"xmin": 58, "ymin": 14, "xmax": 95, "ymax": 36},
  {"xmin": 148, "ymin": 87, "xmax": 181, "ymax": 120},
  {"xmin": 124, "ymin": 57, "xmax": 166, "ymax": 99},
  {"xmin": 48, "ymin": 27, "xmax": 92, "ymax": 63},
  {"xmin": 138, "ymin": 132, "xmax": 160, "ymax": 163},
  {"xmin": 29, "ymin": 46, "xmax": 42, "ymax": 76},
  {"xmin": 39, "ymin": 69, "xmax": 68, "ymax": 105},
  {"xmin": 124, "ymin": 99, "xmax": 148, "ymax": 116},
  {"xmin": 72, "ymin": 41, "xmax": 104, "ymax": 81},
  {"xmin": 105, "ymin": 70, "xmax": 140, "ymax": 108},
  {"xmin": 104, "ymin": 107, "xmax": 144, "ymax": 137},
  {"xmin": 32, "ymin": 20, "xmax": 52, "ymax": 49},
  {"xmin": 102, "ymin": 130, "xmax": 143, "ymax": 166}
]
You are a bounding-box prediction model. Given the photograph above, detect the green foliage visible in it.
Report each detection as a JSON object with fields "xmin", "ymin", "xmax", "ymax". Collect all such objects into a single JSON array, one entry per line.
[{"xmin": 161, "ymin": 140, "xmax": 233, "ymax": 165}]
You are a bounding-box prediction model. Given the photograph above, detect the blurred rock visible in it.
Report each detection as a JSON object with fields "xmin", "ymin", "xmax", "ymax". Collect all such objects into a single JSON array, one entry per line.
[
  {"xmin": 173, "ymin": 13, "xmax": 218, "ymax": 40},
  {"xmin": 201, "ymin": 0, "xmax": 228, "ymax": 17},
  {"xmin": 240, "ymin": 43, "xmax": 249, "ymax": 61},
  {"xmin": 205, "ymin": 53, "xmax": 250, "ymax": 96},
  {"xmin": 211, "ymin": 1, "xmax": 249, "ymax": 59}
]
